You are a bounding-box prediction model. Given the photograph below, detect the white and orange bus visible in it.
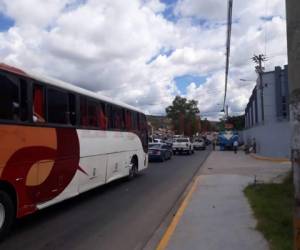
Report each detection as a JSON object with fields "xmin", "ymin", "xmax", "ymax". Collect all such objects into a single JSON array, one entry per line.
[{"xmin": 0, "ymin": 63, "xmax": 148, "ymax": 239}]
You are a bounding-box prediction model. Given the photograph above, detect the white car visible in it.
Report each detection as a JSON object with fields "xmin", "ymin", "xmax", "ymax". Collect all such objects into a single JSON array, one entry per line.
[
  {"xmin": 193, "ymin": 138, "xmax": 206, "ymax": 150},
  {"xmin": 172, "ymin": 137, "xmax": 194, "ymax": 155}
]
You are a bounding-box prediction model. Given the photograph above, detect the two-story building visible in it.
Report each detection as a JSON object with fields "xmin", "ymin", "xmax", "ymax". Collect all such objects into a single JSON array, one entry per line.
[{"xmin": 243, "ymin": 65, "xmax": 291, "ymax": 159}]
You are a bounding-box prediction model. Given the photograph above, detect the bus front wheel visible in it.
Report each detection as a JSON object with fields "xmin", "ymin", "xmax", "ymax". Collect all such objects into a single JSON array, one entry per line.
[{"xmin": 0, "ymin": 191, "xmax": 15, "ymax": 241}]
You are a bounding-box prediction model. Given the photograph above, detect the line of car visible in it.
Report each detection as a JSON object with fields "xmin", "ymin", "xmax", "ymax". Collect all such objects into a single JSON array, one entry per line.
[{"xmin": 148, "ymin": 137, "xmax": 207, "ymax": 162}]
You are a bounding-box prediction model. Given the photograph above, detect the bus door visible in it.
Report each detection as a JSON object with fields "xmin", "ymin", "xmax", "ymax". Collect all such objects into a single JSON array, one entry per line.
[
  {"xmin": 77, "ymin": 130, "xmax": 107, "ymax": 193},
  {"xmin": 77, "ymin": 98, "xmax": 107, "ymax": 192},
  {"xmin": 105, "ymin": 106, "xmax": 129, "ymax": 182}
]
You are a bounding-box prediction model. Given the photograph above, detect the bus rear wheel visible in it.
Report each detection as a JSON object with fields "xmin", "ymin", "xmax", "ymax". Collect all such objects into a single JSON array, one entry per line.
[
  {"xmin": 128, "ymin": 157, "xmax": 138, "ymax": 180},
  {"xmin": 0, "ymin": 191, "xmax": 15, "ymax": 241}
]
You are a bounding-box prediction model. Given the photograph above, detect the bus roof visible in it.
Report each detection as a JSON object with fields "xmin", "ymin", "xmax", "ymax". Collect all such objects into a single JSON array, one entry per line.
[{"xmin": 0, "ymin": 63, "xmax": 144, "ymax": 114}]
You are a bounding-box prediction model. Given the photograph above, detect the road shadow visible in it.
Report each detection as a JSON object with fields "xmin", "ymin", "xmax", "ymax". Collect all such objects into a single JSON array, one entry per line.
[{"xmin": 3, "ymin": 173, "xmax": 145, "ymax": 242}]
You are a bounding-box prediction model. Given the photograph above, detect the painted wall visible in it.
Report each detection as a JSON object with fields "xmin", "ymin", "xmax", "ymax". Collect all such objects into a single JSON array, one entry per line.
[{"xmin": 243, "ymin": 121, "xmax": 291, "ymax": 158}]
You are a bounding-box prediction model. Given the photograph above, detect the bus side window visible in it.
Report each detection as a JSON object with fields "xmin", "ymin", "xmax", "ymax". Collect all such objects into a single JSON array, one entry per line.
[
  {"xmin": 0, "ymin": 72, "xmax": 21, "ymax": 121},
  {"xmin": 88, "ymin": 99, "xmax": 98, "ymax": 128},
  {"xmin": 125, "ymin": 110, "xmax": 132, "ymax": 130},
  {"xmin": 69, "ymin": 93, "xmax": 76, "ymax": 125},
  {"xmin": 106, "ymin": 104, "xmax": 112, "ymax": 129},
  {"xmin": 137, "ymin": 113, "xmax": 140, "ymax": 130},
  {"xmin": 121, "ymin": 109, "xmax": 126, "ymax": 130},
  {"xmin": 141, "ymin": 114, "xmax": 147, "ymax": 131},
  {"xmin": 33, "ymin": 84, "xmax": 45, "ymax": 123},
  {"xmin": 140, "ymin": 114, "xmax": 148, "ymax": 149},
  {"xmin": 80, "ymin": 97, "xmax": 88, "ymax": 127},
  {"xmin": 47, "ymin": 88, "xmax": 69, "ymax": 124},
  {"xmin": 113, "ymin": 106, "xmax": 120, "ymax": 130},
  {"xmin": 20, "ymin": 79, "xmax": 28, "ymax": 122},
  {"xmin": 113, "ymin": 106, "xmax": 124, "ymax": 130},
  {"xmin": 98, "ymin": 102, "xmax": 107, "ymax": 130},
  {"xmin": 132, "ymin": 112, "xmax": 138, "ymax": 130}
]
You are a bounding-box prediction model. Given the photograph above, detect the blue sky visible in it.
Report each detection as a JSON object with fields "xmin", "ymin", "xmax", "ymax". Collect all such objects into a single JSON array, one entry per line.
[
  {"xmin": 161, "ymin": 2, "xmax": 178, "ymax": 22},
  {"xmin": 146, "ymin": 47, "xmax": 174, "ymax": 64},
  {"xmin": 174, "ymin": 74, "xmax": 207, "ymax": 94},
  {"xmin": 0, "ymin": 13, "xmax": 14, "ymax": 31}
]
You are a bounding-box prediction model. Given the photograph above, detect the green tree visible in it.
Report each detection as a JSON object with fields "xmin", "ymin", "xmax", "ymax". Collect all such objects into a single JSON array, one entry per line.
[
  {"xmin": 218, "ymin": 118, "xmax": 225, "ymax": 131},
  {"xmin": 165, "ymin": 96, "xmax": 200, "ymax": 136},
  {"xmin": 226, "ymin": 115, "xmax": 245, "ymax": 130},
  {"xmin": 201, "ymin": 118, "xmax": 213, "ymax": 132},
  {"xmin": 218, "ymin": 115, "xmax": 245, "ymax": 131}
]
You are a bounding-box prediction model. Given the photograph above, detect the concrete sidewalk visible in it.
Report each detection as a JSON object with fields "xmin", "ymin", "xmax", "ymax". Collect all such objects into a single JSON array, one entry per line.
[{"xmin": 162, "ymin": 150, "xmax": 291, "ymax": 250}]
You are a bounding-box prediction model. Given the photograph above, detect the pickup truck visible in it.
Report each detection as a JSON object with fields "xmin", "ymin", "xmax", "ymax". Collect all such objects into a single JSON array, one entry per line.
[{"xmin": 172, "ymin": 137, "xmax": 194, "ymax": 155}]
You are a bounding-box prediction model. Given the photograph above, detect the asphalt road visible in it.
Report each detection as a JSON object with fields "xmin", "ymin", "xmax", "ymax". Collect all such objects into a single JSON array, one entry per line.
[{"xmin": 1, "ymin": 150, "xmax": 210, "ymax": 250}]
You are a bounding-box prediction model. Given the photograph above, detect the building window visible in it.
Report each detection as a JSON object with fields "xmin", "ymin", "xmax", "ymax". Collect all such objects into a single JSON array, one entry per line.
[{"xmin": 282, "ymin": 96, "xmax": 288, "ymax": 119}]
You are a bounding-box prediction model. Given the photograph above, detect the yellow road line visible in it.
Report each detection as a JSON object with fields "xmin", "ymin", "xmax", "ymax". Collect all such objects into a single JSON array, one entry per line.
[{"xmin": 156, "ymin": 175, "xmax": 202, "ymax": 250}]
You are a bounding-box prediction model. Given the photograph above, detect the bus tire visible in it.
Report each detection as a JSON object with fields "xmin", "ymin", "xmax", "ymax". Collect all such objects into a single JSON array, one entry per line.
[
  {"xmin": 0, "ymin": 191, "xmax": 15, "ymax": 241},
  {"xmin": 128, "ymin": 157, "xmax": 138, "ymax": 180}
]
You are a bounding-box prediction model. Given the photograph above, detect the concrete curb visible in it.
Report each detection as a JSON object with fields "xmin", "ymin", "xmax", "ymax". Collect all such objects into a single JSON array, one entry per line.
[{"xmin": 250, "ymin": 153, "xmax": 290, "ymax": 163}]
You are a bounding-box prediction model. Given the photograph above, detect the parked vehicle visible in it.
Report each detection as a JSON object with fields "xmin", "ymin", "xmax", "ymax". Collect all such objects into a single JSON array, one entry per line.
[
  {"xmin": 193, "ymin": 138, "xmax": 206, "ymax": 150},
  {"xmin": 173, "ymin": 134, "xmax": 183, "ymax": 139},
  {"xmin": 148, "ymin": 143, "xmax": 172, "ymax": 162},
  {"xmin": 172, "ymin": 138, "xmax": 194, "ymax": 155},
  {"xmin": 205, "ymin": 138, "xmax": 211, "ymax": 145},
  {"xmin": 164, "ymin": 139, "xmax": 173, "ymax": 148}
]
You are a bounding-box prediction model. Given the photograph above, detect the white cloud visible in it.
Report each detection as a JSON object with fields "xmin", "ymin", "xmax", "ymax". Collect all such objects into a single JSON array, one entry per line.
[
  {"xmin": 0, "ymin": 0, "xmax": 68, "ymax": 28},
  {"xmin": 143, "ymin": 0, "xmax": 166, "ymax": 13},
  {"xmin": 0, "ymin": 0, "xmax": 287, "ymax": 119},
  {"xmin": 175, "ymin": 0, "xmax": 227, "ymax": 21}
]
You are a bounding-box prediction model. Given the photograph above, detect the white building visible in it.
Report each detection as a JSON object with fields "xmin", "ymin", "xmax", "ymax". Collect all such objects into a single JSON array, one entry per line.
[{"xmin": 243, "ymin": 65, "xmax": 291, "ymax": 158}]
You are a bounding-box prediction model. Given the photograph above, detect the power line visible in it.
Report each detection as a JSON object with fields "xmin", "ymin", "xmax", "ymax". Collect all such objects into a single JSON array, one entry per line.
[{"xmin": 264, "ymin": 0, "xmax": 269, "ymax": 55}]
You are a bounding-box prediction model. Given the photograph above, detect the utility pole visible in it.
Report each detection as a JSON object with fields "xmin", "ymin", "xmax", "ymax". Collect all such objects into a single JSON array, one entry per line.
[
  {"xmin": 252, "ymin": 54, "xmax": 267, "ymax": 123},
  {"xmin": 286, "ymin": 1, "xmax": 300, "ymax": 249},
  {"xmin": 223, "ymin": 0, "xmax": 233, "ymax": 111},
  {"xmin": 225, "ymin": 105, "xmax": 229, "ymax": 119}
]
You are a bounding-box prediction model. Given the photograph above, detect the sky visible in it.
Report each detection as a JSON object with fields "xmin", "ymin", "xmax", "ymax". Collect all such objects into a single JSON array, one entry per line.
[{"xmin": 0, "ymin": 0, "xmax": 287, "ymax": 120}]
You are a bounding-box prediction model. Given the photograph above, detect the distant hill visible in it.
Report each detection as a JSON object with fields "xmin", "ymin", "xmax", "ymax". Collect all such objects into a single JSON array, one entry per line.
[
  {"xmin": 147, "ymin": 115, "xmax": 220, "ymax": 132},
  {"xmin": 146, "ymin": 115, "xmax": 172, "ymax": 130}
]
